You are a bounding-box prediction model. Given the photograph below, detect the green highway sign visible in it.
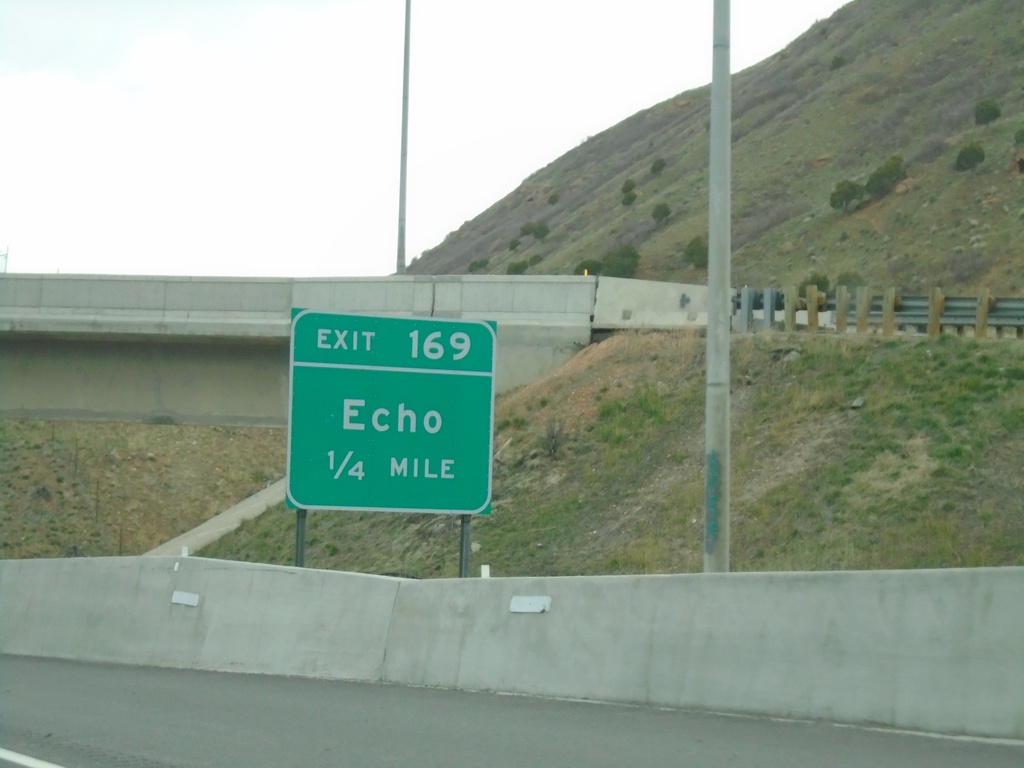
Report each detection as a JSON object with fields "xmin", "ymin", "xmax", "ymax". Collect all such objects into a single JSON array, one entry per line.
[{"xmin": 287, "ymin": 311, "xmax": 496, "ymax": 515}]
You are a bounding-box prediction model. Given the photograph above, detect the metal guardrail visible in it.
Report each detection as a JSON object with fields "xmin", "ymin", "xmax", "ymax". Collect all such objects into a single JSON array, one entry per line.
[{"xmin": 735, "ymin": 286, "xmax": 1024, "ymax": 338}]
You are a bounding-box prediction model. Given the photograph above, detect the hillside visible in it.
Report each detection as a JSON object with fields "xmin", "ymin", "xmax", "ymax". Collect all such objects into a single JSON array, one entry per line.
[
  {"xmin": 4, "ymin": 330, "xmax": 1023, "ymax": 574},
  {"xmin": 198, "ymin": 331, "xmax": 1024, "ymax": 577},
  {"xmin": 407, "ymin": 0, "xmax": 1024, "ymax": 296}
]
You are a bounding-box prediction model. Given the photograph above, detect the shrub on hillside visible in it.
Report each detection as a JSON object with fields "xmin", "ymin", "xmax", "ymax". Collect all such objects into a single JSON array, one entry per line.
[
  {"xmin": 547, "ymin": 193, "xmax": 560, "ymax": 205},
  {"xmin": 508, "ymin": 239, "xmax": 521, "ymax": 251},
  {"xmin": 829, "ymin": 179, "xmax": 865, "ymax": 212},
  {"xmin": 520, "ymin": 221, "xmax": 549, "ymax": 240},
  {"xmin": 651, "ymin": 203, "xmax": 671, "ymax": 225},
  {"xmin": 573, "ymin": 258, "xmax": 603, "ymax": 276},
  {"xmin": 974, "ymin": 99, "xmax": 1001, "ymax": 126},
  {"xmin": 528, "ymin": 254, "xmax": 542, "ymax": 266},
  {"xmin": 865, "ymin": 155, "xmax": 907, "ymax": 199},
  {"xmin": 800, "ymin": 272, "xmax": 831, "ymax": 295},
  {"xmin": 683, "ymin": 235, "xmax": 708, "ymax": 270},
  {"xmin": 621, "ymin": 179, "xmax": 637, "ymax": 194},
  {"xmin": 506, "ymin": 260, "xmax": 528, "ymax": 275},
  {"xmin": 602, "ymin": 245, "xmax": 641, "ymax": 278},
  {"xmin": 622, "ymin": 191, "xmax": 638, "ymax": 206},
  {"xmin": 468, "ymin": 258, "xmax": 489, "ymax": 272},
  {"xmin": 1015, "ymin": 128, "xmax": 1024, "ymax": 147},
  {"xmin": 650, "ymin": 158, "xmax": 666, "ymax": 175},
  {"xmin": 954, "ymin": 142, "xmax": 985, "ymax": 171},
  {"xmin": 829, "ymin": 54, "xmax": 847, "ymax": 70}
]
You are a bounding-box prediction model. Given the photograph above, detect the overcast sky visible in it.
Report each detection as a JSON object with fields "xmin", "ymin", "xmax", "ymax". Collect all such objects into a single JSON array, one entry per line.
[{"xmin": 0, "ymin": 0, "xmax": 851, "ymax": 278}]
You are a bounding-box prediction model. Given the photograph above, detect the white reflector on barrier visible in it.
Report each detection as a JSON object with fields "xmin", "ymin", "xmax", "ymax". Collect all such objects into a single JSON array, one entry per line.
[
  {"xmin": 509, "ymin": 595, "xmax": 551, "ymax": 613},
  {"xmin": 171, "ymin": 590, "xmax": 200, "ymax": 607}
]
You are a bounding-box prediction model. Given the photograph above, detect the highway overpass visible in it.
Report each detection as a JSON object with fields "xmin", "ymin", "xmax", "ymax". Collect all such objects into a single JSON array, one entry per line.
[{"xmin": 0, "ymin": 274, "xmax": 708, "ymax": 426}]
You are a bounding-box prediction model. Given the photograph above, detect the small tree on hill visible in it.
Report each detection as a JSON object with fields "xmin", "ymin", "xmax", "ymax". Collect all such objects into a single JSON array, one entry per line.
[
  {"xmin": 650, "ymin": 158, "xmax": 666, "ymax": 175},
  {"xmin": 954, "ymin": 142, "xmax": 985, "ymax": 171},
  {"xmin": 621, "ymin": 179, "xmax": 637, "ymax": 194},
  {"xmin": 1014, "ymin": 128, "xmax": 1024, "ymax": 147},
  {"xmin": 830, "ymin": 179, "xmax": 865, "ymax": 212},
  {"xmin": 506, "ymin": 260, "xmax": 528, "ymax": 275},
  {"xmin": 519, "ymin": 221, "xmax": 549, "ymax": 240},
  {"xmin": 601, "ymin": 245, "xmax": 641, "ymax": 278},
  {"xmin": 865, "ymin": 155, "xmax": 907, "ymax": 199},
  {"xmin": 651, "ymin": 202, "xmax": 671, "ymax": 225},
  {"xmin": 683, "ymin": 235, "xmax": 708, "ymax": 269},
  {"xmin": 974, "ymin": 99, "xmax": 1001, "ymax": 127}
]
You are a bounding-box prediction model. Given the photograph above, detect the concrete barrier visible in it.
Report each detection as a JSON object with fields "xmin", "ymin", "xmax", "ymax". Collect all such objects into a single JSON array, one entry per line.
[
  {"xmin": 593, "ymin": 276, "xmax": 708, "ymax": 329},
  {"xmin": 382, "ymin": 569, "xmax": 1024, "ymax": 738},
  {"xmin": 0, "ymin": 556, "xmax": 398, "ymax": 680},
  {"xmin": 1, "ymin": 557, "xmax": 1021, "ymax": 738}
]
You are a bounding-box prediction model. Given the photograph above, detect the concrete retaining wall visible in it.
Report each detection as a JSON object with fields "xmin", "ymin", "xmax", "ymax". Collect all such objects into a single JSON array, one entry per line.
[
  {"xmin": 0, "ymin": 336, "xmax": 288, "ymax": 426},
  {"xmin": 2, "ymin": 556, "xmax": 1021, "ymax": 738}
]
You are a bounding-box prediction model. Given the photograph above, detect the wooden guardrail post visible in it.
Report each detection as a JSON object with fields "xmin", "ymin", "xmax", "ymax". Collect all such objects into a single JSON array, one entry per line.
[
  {"xmin": 976, "ymin": 288, "xmax": 991, "ymax": 339},
  {"xmin": 882, "ymin": 288, "xmax": 896, "ymax": 337},
  {"xmin": 806, "ymin": 285, "xmax": 819, "ymax": 333},
  {"xmin": 762, "ymin": 287, "xmax": 777, "ymax": 331},
  {"xmin": 784, "ymin": 285, "xmax": 797, "ymax": 332},
  {"xmin": 836, "ymin": 285, "xmax": 850, "ymax": 334},
  {"xmin": 928, "ymin": 287, "xmax": 944, "ymax": 337},
  {"xmin": 856, "ymin": 286, "xmax": 870, "ymax": 333}
]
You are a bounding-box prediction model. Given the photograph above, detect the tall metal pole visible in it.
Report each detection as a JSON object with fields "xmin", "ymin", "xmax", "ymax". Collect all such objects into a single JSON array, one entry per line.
[
  {"xmin": 704, "ymin": 0, "xmax": 731, "ymax": 573},
  {"xmin": 395, "ymin": 0, "xmax": 411, "ymax": 275}
]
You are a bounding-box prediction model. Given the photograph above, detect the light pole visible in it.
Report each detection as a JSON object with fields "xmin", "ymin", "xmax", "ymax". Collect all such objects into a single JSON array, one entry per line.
[
  {"xmin": 396, "ymin": 0, "xmax": 411, "ymax": 275},
  {"xmin": 704, "ymin": 0, "xmax": 731, "ymax": 572}
]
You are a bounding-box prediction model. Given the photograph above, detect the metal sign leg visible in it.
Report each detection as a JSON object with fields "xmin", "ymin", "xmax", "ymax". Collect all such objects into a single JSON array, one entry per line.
[
  {"xmin": 295, "ymin": 508, "xmax": 307, "ymax": 567},
  {"xmin": 458, "ymin": 515, "xmax": 471, "ymax": 578}
]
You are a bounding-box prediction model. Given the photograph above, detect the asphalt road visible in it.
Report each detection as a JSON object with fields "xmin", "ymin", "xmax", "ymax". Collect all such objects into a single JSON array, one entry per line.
[{"xmin": 1, "ymin": 656, "xmax": 1021, "ymax": 768}]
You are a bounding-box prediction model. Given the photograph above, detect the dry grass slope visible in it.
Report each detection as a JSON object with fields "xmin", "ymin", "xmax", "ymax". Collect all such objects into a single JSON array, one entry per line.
[
  {"xmin": 0, "ymin": 421, "xmax": 284, "ymax": 558},
  {"xmin": 7, "ymin": 331, "xmax": 1017, "ymax": 577},
  {"xmin": 196, "ymin": 331, "xmax": 1024, "ymax": 575}
]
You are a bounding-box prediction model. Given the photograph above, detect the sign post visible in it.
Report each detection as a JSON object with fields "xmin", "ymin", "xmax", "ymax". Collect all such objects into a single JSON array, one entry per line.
[{"xmin": 287, "ymin": 311, "xmax": 496, "ymax": 571}]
